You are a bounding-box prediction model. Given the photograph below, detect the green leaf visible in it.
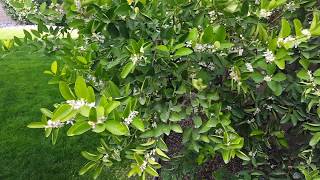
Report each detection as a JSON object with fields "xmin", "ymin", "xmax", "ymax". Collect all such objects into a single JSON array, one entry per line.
[
  {"xmin": 272, "ymin": 73, "xmax": 286, "ymax": 82},
  {"xmin": 75, "ymin": 76, "xmax": 89, "ymax": 99},
  {"xmin": 40, "ymin": 108, "xmax": 53, "ymax": 118},
  {"xmin": 156, "ymin": 148, "xmax": 170, "ymax": 160},
  {"xmin": 297, "ymin": 69, "xmax": 309, "ymax": 80},
  {"xmin": 310, "ymin": 11, "xmax": 320, "ymax": 36},
  {"xmin": 309, "ymin": 132, "xmax": 320, "ymax": 146},
  {"xmin": 27, "ymin": 122, "xmax": 46, "ymax": 128},
  {"xmin": 202, "ymin": 25, "xmax": 214, "ymax": 43},
  {"xmin": 235, "ymin": 150, "xmax": 250, "ymax": 161},
  {"xmin": 93, "ymin": 164, "xmax": 103, "ymax": 180},
  {"xmin": 145, "ymin": 166, "xmax": 159, "ymax": 177},
  {"xmin": 314, "ymin": 69, "xmax": 320, "ymax": 76},
  {"xmin": 293, "ymin": 19, "xmax": 303, "ymax": 36},
  {"xmin": 51, "ymin": 128, "xmax": 59, "ymax": 145},
  {"xmin": 51, "ymin": 61, "xmax": 57, "ymax": 74},
  {"xmin": 194, "ymin": 116, "xmax": 202, "ymax": 128},
  {"xmin": 156, "ymin": 45, "xmax": 169, "ymax": 52},
  {"xmin": 214, "ymin": 25, "xmax": 226, "ymax": 42},
  {"xmin": 170, "ymin": 124, "xmax": 183, "ymax": 133},
  {"xmin": 105, "ymin": 101, "xmax": 121, "ymax": 114},
  {"xmin": 174, "ymin": 47, "xmax": 193, "ymax": 57},
  {"xmin": 274, "ymin": 58, "xmax": 285, "ymax": 70},
  {"xmin": 279, "ymin": 19, "xmax": 291, "ymax": 38},
  {"xmin": 106, "ymin": 81, "xmax": 121, "ymax": 98},
  {"xmin": 250, "ymin": 129, "xmax": 264, "ymax": 136},
  {"xmin": 79, "ymin": 161, "xmax": 96, "ymax": 175},
  {"xmin": 67, "ymin": 121, "xmax": 91, "ymax": 136},
  {"xmin": 59, "ymin": 81, "xmax": 75, "ymax": 100},
  {"xmin": 132, "ymin": 118, "xmax": 145, "ymax": 132},
  {"xmin": 187, "ymin": 28, "xmax": 198, "ymax": 41},
  {"xmin": 121, "ymin": 62, "xmax": 135, "ymax": 79},
  {"xmin": 267, "ymin": 81, "xmax": 283, "ymax": 96},
  {"xmin": 52, "ymin": 104, "xmax": 73, "ymax": 121},
  {"xmin": 76, "ymin": 56, "xmax": 88, "ymax": 64},
  {"xmin": 105, "ymin": 120, "xmax": 129, "ymax": 135}
]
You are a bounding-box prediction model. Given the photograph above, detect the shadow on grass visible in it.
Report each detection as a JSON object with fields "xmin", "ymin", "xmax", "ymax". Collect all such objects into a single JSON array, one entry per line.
[{"xmin": 0, "ymin": 47, "xmax": 129, "ymax": 179}]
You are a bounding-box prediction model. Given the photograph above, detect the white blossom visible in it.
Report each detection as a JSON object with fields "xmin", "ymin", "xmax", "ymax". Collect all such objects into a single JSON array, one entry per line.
[
  {"xmin": 151, "ymin": 122, "xmax": 157, "ymax": 128},
  {"xmin": 266, "ymin": 105, "xmax": 273, "ymax": 111},
  {"xmin": 285, "ymin": 1, "xmax": 296, "ymax": 12},
  {"xmin": 67, "ymin": 99, "xmax": 95, "ymax": 109},
  {"xmin": 245, "ymin": 63, "xmax": 254, "ymax": 72},
  {"xmin": 45, "ymin": 120, "xmax": 64, "ymax": 128},
  {"xmin": 130, "ymin": 54, "xmax": 146, "ymax": 64},
  {"xmin": 308, "ymin": 70, "xmax": 314, "ymax": 82},
  {"xmin": 185, "ymin": 41, "xmax": 192, "ymax": 48},
  {"xmin": 253, "ymin": 107, "xmax": 261, "ymax": 116},
  {"xmin": 302, "ymin": 29, "xmax": 311, "ymax": 38},
  {"xmin": 140, "ymin": 160, "xmax": 148, "ymax": 171},
  {"xmin": 263, "ymin": 49, "xmax": 275, "ymax": 63},
  {"xmin": 66, "ymin": 119, "xmax": 75, "ymax": 125},
  {"xmin": 74, "ymin": 0, "xmax": 81, "ymax": 11},
  {"xmin": 102, "ymin": 153, "xmax": 109, "ymax": 162},
  {"xmin": 226, "ymin": 106, "xmax": 232, "ymax": 111},
  {"xmin": 208, "ymin": 10, "xmax": 217, "ymax": 23},
  {"xmin": 247, "ymin": 118, "xmax": 255, "ymax": 124},
  {"xmin": 123, "ymin": 111, "xmax": 139, "ymax": 125},
  {"xmin": 259, "ymin": 9, "xmax": 272, "ymax": 18},
  {"xmin": 88, "ymin": 121, "xmax": 96, "ymax": 129},
  {"xmin": 229, "ymin": 67, "xmax": 240, "ymax": 82},
  {"xmin": 194, "ymin": 43, "xmax": 216, "ymax": 53},
  {"xmin": 215, "ymin": 128, "xmax": 224, "ymax": 135},
  {"xmin": 264, "ymin": 75, "xmax": 272, "ymax": 82}
]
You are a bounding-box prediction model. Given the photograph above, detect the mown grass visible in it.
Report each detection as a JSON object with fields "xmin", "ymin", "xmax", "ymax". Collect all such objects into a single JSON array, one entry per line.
[{"xmin": 0, "ymin": 46, "xmax": 128, "ymax": 179}]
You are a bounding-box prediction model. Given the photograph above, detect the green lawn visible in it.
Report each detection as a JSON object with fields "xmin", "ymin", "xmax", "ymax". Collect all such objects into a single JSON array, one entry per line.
[{"xmin": 0, "ymin": 46, "xmax": 128, "ymax": 179}]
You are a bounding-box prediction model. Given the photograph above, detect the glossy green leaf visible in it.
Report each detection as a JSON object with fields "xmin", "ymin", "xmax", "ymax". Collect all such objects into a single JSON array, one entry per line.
[{"xmin": 67, "ymin": 121, "xmax": 91, "ymax": 136}]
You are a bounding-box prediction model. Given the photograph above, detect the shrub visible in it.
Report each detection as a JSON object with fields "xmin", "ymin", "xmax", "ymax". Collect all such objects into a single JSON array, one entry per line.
[{"xmin": 5, "ymin": 0, "xmax": 320, "ymax": 179}]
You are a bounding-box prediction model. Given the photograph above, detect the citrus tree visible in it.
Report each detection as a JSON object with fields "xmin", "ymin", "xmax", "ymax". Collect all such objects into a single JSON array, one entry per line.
[{"xmin": 4, "ymin": 0, "xmax": 320, "ymax": 179}]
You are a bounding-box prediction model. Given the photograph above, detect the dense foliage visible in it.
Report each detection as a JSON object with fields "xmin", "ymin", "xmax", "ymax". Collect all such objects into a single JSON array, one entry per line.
[{"xmin": 4, "ymin": 0, "xmax": 320, "ymax": 179}]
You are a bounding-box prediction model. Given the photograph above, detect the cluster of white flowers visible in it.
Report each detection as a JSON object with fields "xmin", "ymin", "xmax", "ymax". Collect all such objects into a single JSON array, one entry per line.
[
  {"xmin": 248, "ymin": 150, "xmax": 257, "ymax": 157},
  {"xmin": 263, "ymin": 49, "xmax": 275, "ymax": 63},
  {"xmin": 130, "ymin": 54, "xmax": 146, "ymax": 64},
  {"xmin": 102, "ymin": 153, "xmax": 109, "ymax": 162},
  {"xmin": 74, "ymin": 0, "xmax": 81, "ymax": 11},
  {"xmin": 263, "ymin": 104, "xmax": 273, "ymax": 111},
  {"xmin": 226, "ymin": 106, "xmax": 232, "ymax": 111},
  {"xmin": 185, "ymin": 41, "xmax": 192, "ymax": 48},
  {"xmin": 285, "ymin": 1, "xmax": 296, "ymax": 13},
  {"xmin": 277, "ymin": 35, "xmax": 299, "ymax": 47},
  {"xmin": 215, "ymin": 128, "xmax": 224, "ymax": 135},
  {"xmin": 151, "ymin": 121, "xmax": 157, "ymax": 128},
  {"xmin": 253, "ymin": 107, "xmax": 261, "ymax": 116},
  {"xmin": 67, "ymin": 99, "xmax": 95, "ymax": 110},
  {"xmin": 208, "ymin": 11, "xmax": 217, "ymax": 23},
  {"xmin": 49, "ymin": 3, "xmax": 65, "ymax": 14},
  {"xmin": 259, "ymin": 9, "xmax": 272, "ymax": 18},
  {"xmin": 264, "ymin": 75, "xmax": 272, "ymax": 82},
  {"xmin": 194, "ymin": 43, "xmax": 216, "ymax": 53},
  {"xmin": 308, "ymin": 70, "xmax": 315, "ymax": 82},
  {"xmin": 123, "ymin": 111, "xmax": 139, "ymax": 125},
  {"xmin": 230, "ymin": 47, "xmax": 244, "ymax": 56},
  {"xmin": 302, "ymin": 29, "xmax": 312, "ymax": 39},
  {"xmin": 229, "ymin": 67, "xmax": 241, "ymax": 83},
  {"xmin": 45, "ymin": 120, "xmax": 64, "ymax": 128},
  {"xmin": 198, "ymin": 61, "xmax": 215, "ymax": 71},
  {"xmin": 140, "ymin": 149, "xmax": 156, "ymax": 171},
  {"xmin": 91, "ymin": 33, "xmax": 105, "ymax": 43},
  {"xmin": 86, "ymin": 74, "xmax": 105, "ymax": 89},
  {"xmin": 245, "ymin": 63, "xmax": 254, "ymax": 72},
  {"xmin": 247, "ymin": 118, "xmax": 255, "ymax": 124}
]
